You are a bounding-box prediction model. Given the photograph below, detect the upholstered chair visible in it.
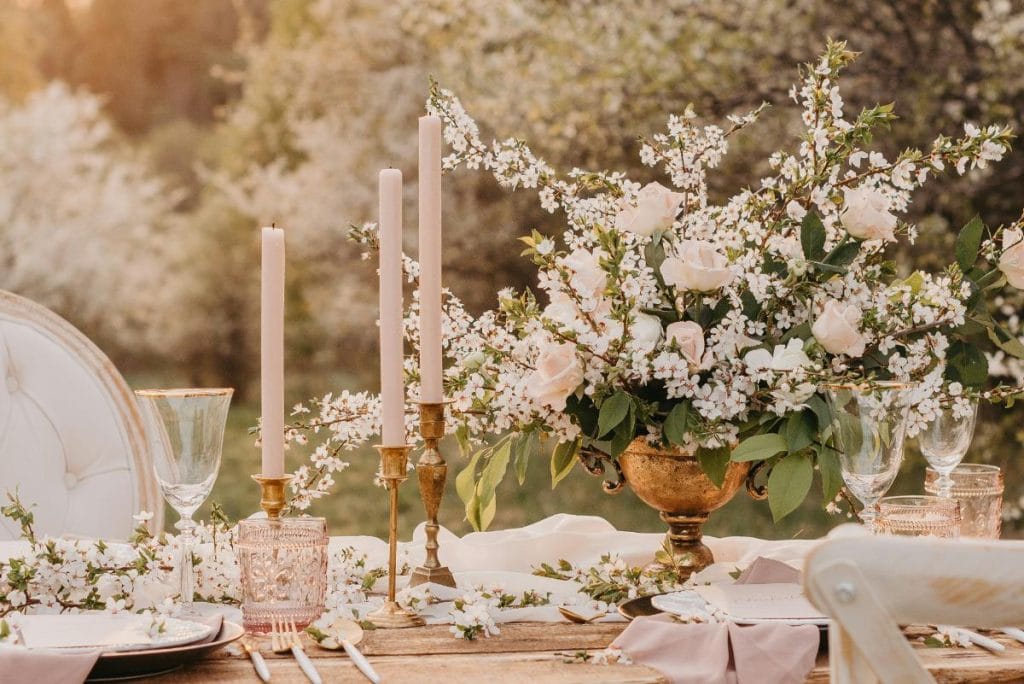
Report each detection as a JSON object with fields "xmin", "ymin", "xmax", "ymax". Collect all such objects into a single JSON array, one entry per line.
[{"xmin": 0, "ymin": 290, "xmax": 162, "ymax": 540}]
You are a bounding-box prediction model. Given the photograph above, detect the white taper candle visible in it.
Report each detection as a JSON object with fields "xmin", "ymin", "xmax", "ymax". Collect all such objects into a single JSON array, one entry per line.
[
  {"xmin": 418, "ymin": 115, "xmax": 444, "ymax": 403},
  {"xmin": 260, "ymin": 226, "xmax": 286, "ymax": 477},
  {"xmin": 379, "ymin": 169, "xmax": 406, "ymax": 445}
]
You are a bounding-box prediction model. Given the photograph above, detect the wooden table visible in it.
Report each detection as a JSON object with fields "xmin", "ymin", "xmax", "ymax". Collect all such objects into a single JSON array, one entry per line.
[{"xmin": 154, "ymin": 623, "xmax": 1024, "ymax": 683}]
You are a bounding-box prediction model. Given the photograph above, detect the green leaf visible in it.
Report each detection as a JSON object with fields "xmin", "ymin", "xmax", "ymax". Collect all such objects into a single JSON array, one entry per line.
[
  {"xmin": 550, "ymin": 438, "xmax": 581, "ymax": 488},
  {"xmin": 609, "ymin": 418, "xmax": 635, "ymax": 458},
  {"xmin": 987, "ymin": 323, "xmax": 1024, "ymax": 359},
  {"xmin": 663, "ymin": 402, "xmax": 691, "ymax": 446},
  {"xmin": 955, "ymin": 215, "xmax": 985, "ymax": 271},
  {"xmin": 806, "ymin": 394, "xmax": 831, "ymax": 432},
  {"xmin": 822, "ymin": 240, "xmax": 861, "ymax": 270},
  {"xmin": 781, "ymin": 322, "xmax": 811, "ymax": 344},
  {"xmin": 645, "ymin": 236, "xmax": 667, "ymax": 285},
  {"xmin": 597, "ymin": 391, "xmax": 632, "ymax": 438},
  {"xmin": 479, "ymin": 439, "xmax": 511, "ymax": 499},
  {"xmin": 945, "ymin": 339, "xmax": 989, "ymax": 387},
  {"xmin": 731, "ymin": 433, "xmax": 787, "ymax": 462},
  {"xmin": 800, "ymin": 212, "xmax": 826, "ymax": 260},
  {"xmin": 784, "ymin": 410, "xmax": 816, "ymax": 454},
  {"xmin": 478, "ymin": 494, "xmax": 497, "ymax": 531},
  {"xmin": 512, "ymin": 432, "xmax": 536, "ymax": 486},
  {"xmin": 767, "ymin": 452, "xmax": 814, "ymax": 521},
  {"xmin": 815, "ymin": 444, "xmax": 843, "ymax": 503},
  {"xmin": 455, "ymin": 449, "xmax": 484, "ymax": 505},
  {"xmin": 697, "ymin": 446, "xmax": 730, "ymax": 487}
]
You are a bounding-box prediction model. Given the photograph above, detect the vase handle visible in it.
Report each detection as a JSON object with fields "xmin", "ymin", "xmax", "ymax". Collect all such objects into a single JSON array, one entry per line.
[
  {"xmin": 745, "ymin": 461, "xmax": 768, "ymax": 500},
  {"xmin": 579, "ymin": 446, "xmax": 626, "ymax": 494}
]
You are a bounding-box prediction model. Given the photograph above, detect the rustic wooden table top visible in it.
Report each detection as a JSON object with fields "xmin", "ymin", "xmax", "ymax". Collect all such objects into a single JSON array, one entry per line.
[{"xmin": 155, "ymin": 622, "xmax": 1024, "ymax": 683}]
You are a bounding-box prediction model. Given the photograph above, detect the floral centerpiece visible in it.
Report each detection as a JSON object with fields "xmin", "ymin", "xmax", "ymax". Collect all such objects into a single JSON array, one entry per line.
[
  {"xmin": 296, "ymin": 42, "xmax": 1023, "ymax": 562},
  {"xmin": 389, "ymin": 41, "xmax": 1020, "ymax": 532}
]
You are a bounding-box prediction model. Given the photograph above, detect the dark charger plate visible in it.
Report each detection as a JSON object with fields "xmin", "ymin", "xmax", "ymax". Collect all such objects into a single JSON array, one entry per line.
[{"xmin": 87, "ymin": 621, "xmax": 244, "ymax": 681}]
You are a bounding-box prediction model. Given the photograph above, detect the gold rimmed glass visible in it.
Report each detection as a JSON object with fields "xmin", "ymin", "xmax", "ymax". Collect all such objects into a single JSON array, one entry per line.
[
  {"xmin": 877, "ymin": 495, "xmax": 960, "ymax": 538},
  {"xmin": 824, "ymin": 381, "xmax": 917, "ymax": 533},
  {"xmin": 135, "ymin": 388, "xmax": 233, "ymax": 613}
]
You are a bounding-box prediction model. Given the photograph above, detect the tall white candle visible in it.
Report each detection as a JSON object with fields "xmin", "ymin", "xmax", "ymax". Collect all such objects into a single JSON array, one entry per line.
[
  {"xmin": 418, "ymin": 115, "xmax": 443, "ymax": 403},
  {"xmin": 379, "ymin": 169, "xmax": 406, "ymax": 446},
  {"xmin": 260, "ymin": 226, "xmax": 286, "ymax": 477}
]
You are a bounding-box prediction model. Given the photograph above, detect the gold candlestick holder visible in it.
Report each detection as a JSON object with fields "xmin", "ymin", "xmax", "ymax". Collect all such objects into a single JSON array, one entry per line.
[
  {"xmin": 409, "ymin": 402, "xmax": 456, "ymax": 588},
  {"xmin": 367, "ymin": 445, "xmax": 425, "ymax": 628},
  {"xmin": 251, "ymin": 474, "xmax": 293, "ymax": 519}
]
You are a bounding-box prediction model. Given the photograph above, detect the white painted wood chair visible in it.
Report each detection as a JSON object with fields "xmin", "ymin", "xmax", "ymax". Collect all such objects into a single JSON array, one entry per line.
[
  {"xmin": 804, "ymin": 530, "xmax": 1024, "ymax": 684},
  {"xmin": 0, "ymin": 290, "xmax": 162, "ymax": 540}
]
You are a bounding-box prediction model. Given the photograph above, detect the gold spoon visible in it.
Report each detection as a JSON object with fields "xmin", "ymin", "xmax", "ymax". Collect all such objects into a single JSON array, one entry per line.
[
  {"xmin": 313, "ymin": 618, "xmax": 380, "ymax": 684},
  {"xmin": 559, "ymin": 606, "xmax": 608, "ymax": 624}
]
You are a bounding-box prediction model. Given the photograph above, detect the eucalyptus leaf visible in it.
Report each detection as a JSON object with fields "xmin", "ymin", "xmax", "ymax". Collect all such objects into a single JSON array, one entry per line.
[{"xmin": 767, "ymin": 452, "xmax": 814, "ymax": 521}]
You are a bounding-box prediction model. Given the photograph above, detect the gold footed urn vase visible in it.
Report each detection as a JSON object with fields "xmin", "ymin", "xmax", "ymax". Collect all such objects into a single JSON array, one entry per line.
[{"xmin": 614, "ymin": 438, "xmax": 766, "ymax": 578}]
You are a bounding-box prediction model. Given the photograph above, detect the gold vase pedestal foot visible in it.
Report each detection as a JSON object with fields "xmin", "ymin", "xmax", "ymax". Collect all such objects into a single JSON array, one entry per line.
[
  {"xmin": 650, "ymin": 511, "xmax": 714, "ymax": 575},
  {"xmin": 367, "ymin": 600, "xmax": 425, "ymax": 629},
  {"xmin": 409, "ymin": 402, "xmax": 457, "ymax": 589}
]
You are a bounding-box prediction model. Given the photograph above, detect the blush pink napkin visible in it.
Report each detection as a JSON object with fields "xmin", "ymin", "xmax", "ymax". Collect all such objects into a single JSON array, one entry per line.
[
  {"xmin": 734, "ymin": 556, "xmax": 801, "ymax": 585},
  {"xmin": 613, "ymin": 557, "xmax": 816, "ymax": 684},
  {"xmin": 613, "ymin": 614, "xmax": 819, "ymax": 684},
  {"xmin": 0, "ymin": 645, "xmax": 100, "ymax": 684}
]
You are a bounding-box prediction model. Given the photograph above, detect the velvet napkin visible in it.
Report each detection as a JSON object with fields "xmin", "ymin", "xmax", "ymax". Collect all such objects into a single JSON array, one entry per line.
[{"xmin": 0, "ymin": 612, "xmax": 224, "ymax": 684}]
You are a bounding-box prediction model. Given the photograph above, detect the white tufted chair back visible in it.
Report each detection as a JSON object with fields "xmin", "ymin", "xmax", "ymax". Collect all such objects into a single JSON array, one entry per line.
[{"xmin": 0, "ymin": 290, "xmax": 162, "ymax": 540}]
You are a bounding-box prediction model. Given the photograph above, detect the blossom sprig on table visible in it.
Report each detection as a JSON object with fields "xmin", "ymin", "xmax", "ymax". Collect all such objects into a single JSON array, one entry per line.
[
  {"xmin": 447, "ymin": 584, "xmax": 552, "ymax": 640},
  {"xmin": 0, "ymin": 493, "xmax": 240, "ymax": 618},
  {"xmin": 534, "ymin": 553, "xmax": 688, "ymax": 605}
]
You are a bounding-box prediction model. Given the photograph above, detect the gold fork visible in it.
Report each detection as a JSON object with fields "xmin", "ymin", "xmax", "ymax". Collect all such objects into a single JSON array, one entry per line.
[
  {"xmin": 270, "ymin": 616, "xmax": 322, "ymax": 684},
  {"xmin": 240, "ymin": 634, "xmax": 271, "ymax": 682}
]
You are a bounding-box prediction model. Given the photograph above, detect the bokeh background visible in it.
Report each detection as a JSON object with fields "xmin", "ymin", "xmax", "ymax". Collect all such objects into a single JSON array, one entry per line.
[{"xmin": 2, "ymin": 0, "xmax": 1023, "ymax": 539}]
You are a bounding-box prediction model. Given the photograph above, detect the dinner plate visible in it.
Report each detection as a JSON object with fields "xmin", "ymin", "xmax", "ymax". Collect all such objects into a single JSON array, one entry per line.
[
  {"xmin": 18, "ymin": 613, "xmax": 213, "ymax": 652},
  {"xmin": 87, "ymin": 621, "xmax": 244, "ymax": 681}
]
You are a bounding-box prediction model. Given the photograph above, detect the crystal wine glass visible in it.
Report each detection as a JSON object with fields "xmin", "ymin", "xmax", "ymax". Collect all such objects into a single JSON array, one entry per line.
[
  {"xmin": 919, "ymin": 398, "xmax": 977, "ymax": 498},
  {"xmin": 135, "ymin": 388, "xmax": 233, "ymax": 613},
  {"xmin": 824, "ymin": 382, "xmax": 917, "ymax": 533}
]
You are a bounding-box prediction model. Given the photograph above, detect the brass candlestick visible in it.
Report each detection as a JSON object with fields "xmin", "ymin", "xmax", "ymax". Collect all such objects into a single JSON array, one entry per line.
[
  {"xmin": 409, "ymin": 402, "xmax": 456, "ymax": 588},
  {"xmin": 252, "ymin": 474, "xmax": 293, "ymax": 519},
  {"xmin": 367, "ymin": 445, "xmax": 425, "ymax": 628}
]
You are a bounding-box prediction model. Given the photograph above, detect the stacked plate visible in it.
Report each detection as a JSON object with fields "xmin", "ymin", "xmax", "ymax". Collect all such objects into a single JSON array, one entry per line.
[{"xmin": 15, "ymin": 613, "xmax": 243, "ymax": 681}]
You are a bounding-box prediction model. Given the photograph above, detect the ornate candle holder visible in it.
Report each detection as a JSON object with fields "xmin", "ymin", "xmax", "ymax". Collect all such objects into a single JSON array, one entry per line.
[
  {"xmin": 238, "ymin": 474, "xmax": 328, "ymax": 633},
  {"xmin": 409, "ymin": 402, "xmax": 456, "ymax": 588},
  {"xmin": 367, "ymin": 445, "xmax": 426, "ymax": 628}
]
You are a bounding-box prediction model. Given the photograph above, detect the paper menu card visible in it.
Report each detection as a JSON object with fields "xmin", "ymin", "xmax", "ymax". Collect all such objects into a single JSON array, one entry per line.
[{"xmin": 693, "ymin": 583, "xmax": 827, "ymax": 622}]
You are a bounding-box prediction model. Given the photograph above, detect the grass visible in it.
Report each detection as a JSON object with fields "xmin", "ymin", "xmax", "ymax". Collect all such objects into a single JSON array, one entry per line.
[{"xmin": 129, "ymin": 370, "xmax": 1020, "ymax": 543}]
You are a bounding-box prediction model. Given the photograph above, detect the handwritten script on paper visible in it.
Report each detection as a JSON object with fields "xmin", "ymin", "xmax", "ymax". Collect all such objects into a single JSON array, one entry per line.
[{"xmin": 693, "ymin": 583, "xmax": 827, "ymax": 622}]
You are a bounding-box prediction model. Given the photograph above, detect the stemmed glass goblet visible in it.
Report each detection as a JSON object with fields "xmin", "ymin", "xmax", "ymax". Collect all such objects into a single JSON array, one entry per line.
[
  {"xmin": 919, "ymin": 397, "xmax": 977, "ymax": 498},
  {"xmin": 824, "ymin": 381, "xmax": 917, "ymax": 533},
  {"xmin": 135, "ymin": 388, "xmax": 233, "ymax": 614}
]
